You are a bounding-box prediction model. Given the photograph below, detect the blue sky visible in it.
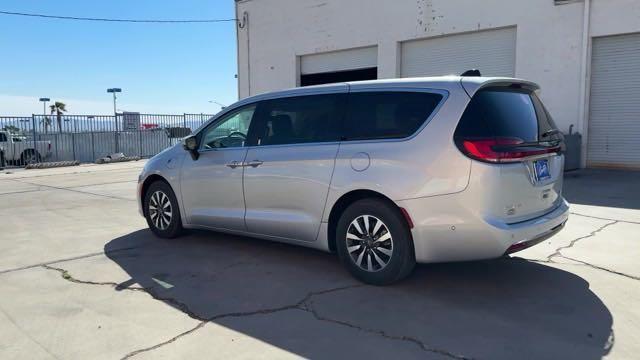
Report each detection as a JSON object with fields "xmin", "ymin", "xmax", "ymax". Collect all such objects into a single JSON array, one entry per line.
[{"xmin": 0, "ymin": 0, "xmax": 238, "ymax": 115}]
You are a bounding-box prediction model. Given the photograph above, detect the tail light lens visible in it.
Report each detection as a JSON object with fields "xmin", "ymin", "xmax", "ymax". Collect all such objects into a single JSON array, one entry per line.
[{"xmin": 458, "ymin": 137, "xmax": 561, "ymax": 163}]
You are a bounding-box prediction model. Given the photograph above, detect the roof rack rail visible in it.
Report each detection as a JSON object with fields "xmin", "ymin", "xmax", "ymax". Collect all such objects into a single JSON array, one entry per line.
[{"xmin": 461, "ymin": 69, "xmax": 482, "ymax": 77}]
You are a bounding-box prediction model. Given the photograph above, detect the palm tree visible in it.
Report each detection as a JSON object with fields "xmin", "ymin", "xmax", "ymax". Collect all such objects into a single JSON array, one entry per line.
[
  {"xmin": 49, "ymin": 102, "xmax": 67, "ymax": 133},
  {"xmin": 40, "ymin": 116, "xmax": 52, "ymax": 134}
]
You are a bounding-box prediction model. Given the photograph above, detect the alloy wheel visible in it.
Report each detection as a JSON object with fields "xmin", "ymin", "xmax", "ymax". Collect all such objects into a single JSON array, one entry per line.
[
  {"xmin": 346, "ymin": 215, "xmax": 394, "ymax": 272},
  {"xmin": 149, "ymin": 190, "xmax": 173, "ymax": 230}
]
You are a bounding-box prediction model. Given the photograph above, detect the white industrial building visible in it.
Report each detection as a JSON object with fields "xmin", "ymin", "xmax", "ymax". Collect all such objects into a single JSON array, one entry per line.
[{"xmin": 235, "ymin": 0, "xmax": 640, "ymax": 168}]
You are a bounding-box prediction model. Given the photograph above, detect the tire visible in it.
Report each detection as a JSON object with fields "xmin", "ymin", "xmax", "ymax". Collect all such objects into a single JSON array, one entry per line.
[
  {"xmin": 20, "ymin": 150, "xmax": 41, "ymax": 166},
  {"xmin": 143, "ymin": 181, "xmax": 184, "ymax": 238},
  {"xmin": 336, "ymin": 198, "xmax": 416, "ymax": 285}
]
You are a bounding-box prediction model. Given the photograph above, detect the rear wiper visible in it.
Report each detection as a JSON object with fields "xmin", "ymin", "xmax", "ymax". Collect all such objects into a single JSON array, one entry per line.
[{"xmin": 541, "ymin": 129, "xmax": 561, "ymax": 138}]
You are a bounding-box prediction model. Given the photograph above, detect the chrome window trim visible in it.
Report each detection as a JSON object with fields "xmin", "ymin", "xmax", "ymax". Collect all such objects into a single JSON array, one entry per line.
[
  {"xmin": 245, "ymin": 141, "xmax": 341, "ymax": 151},
  {"xmin": 198, "ymin": 147, "xmax": 249, "ymax": 154},
  {"xmin": 194, "ymin": 84, "xmax": 350, "ymax": 132},
  {"xmin": 196, "ymin": 86, "xmax": 449, "ymax": 151},
  {"xmin": 250, "ymin": 87, "xmax": 449, "ymax": 150},
  {"xmin": 191, "ymin": 84, "xmax": 350, "ymax": 141}
]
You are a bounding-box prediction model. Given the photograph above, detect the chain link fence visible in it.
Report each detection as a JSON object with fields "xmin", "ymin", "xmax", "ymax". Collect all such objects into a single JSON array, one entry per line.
[{"xmin": 0, "ymin": 113, "xmax": 214, "ymax": 168}]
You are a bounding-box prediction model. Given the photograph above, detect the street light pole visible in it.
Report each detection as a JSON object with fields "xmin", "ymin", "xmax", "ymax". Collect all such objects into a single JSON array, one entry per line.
[
  {"xmin": 39, "ymin": 97, "xmax": 49, "ymax": 116},
  {"xmin": 107, "ymin": 88, "xmax": 122, "ymax": 152},
  {"xmin": 39, "ymin": 98, "xmax": 50, "ymax": 133},
  {"xmin": 107, "ymin": 88, "xmax": 122, "ymax": 121}
]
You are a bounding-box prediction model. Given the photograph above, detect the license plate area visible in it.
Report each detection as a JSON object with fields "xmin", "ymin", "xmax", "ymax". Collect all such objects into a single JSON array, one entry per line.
[{"xmin": 534, "ymin": 159, "xmax": 551, "ymax": 181}]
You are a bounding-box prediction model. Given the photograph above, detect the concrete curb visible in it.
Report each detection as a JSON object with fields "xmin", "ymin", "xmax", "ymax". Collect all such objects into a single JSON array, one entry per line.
[
  {"xmin": 25, "ymin": 161, "xmax": 81, "ymax": 170},
  {"xmin": 95, "ymin": 156, "xmax": 141, "ymax": 164}
]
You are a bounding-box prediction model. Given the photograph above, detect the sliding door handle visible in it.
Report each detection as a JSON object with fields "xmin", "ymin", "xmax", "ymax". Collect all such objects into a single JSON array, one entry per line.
[
  {"xmin": 225, "ymin": 161, "xmax": 242, "ymax": 169},
  {"xmin": 246, "ymin": 160, "xmax": 263, "ymax": 168}
]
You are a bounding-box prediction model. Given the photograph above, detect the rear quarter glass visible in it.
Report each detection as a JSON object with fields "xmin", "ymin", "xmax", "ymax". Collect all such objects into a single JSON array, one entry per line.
[{"xmin": 343, "ymin": 91, "xmax": 443, "ymax": 141}]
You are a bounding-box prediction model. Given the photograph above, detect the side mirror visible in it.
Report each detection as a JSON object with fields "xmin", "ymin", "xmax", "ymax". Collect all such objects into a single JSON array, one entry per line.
[{"xmin": 183, "ymin": 135, "xmax": 200, "ymax": 160}]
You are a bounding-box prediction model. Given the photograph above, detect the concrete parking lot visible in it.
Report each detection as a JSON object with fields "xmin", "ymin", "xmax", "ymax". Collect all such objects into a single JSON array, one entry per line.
[{"xmin": 0, "ymin": 161, "xmax": 638, "ymax": 359}]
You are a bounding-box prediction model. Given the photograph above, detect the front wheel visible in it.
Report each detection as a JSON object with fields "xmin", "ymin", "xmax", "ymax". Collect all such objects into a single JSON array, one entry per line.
[
  {"xmin": 144, "ymin": 181, "xmax": 183, "ymax": 238},
  {"xmin": 336, "ymin": 198, "xmax": 416, "ymax": 285}
]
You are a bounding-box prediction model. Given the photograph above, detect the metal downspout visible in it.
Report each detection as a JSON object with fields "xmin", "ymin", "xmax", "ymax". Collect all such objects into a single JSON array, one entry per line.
[{"xmin": 578, "ymin": 0, "xmax": 592, "ymax": 168}]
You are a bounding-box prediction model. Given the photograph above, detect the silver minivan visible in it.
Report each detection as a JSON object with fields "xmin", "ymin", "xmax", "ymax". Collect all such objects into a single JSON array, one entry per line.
[{"xmin": 137, "ymin": 75, "xmax": 569, "ymax": 285}]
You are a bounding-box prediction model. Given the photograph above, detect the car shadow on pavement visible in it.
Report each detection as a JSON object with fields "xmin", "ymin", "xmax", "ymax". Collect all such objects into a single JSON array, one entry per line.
[{"xmin": 105, "ymin": 229, "xmax": 613, "ymax": 359}]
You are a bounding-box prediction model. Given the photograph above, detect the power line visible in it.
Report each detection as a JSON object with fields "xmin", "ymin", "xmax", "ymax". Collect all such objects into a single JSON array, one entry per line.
[{"xmin": 0, "ymin": 10, "xmax": 237, "ymax": 24}]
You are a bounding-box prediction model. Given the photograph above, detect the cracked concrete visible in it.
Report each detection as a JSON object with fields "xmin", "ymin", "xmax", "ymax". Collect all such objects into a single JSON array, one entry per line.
[
  {"xmin": 546, "ymin": 220, "xmax": 618, "ymax": 261},
  {"xmin": 0, "ymin": 162, "xmax": 639, "ymax": 359},
  {"xmin": 516, "ymin": 212, "xmax": 613, "ymax": 262},
  {"xmin": 519, "ymin": 215, "xmax": 639, "ymax": 281},
  {"xmin": 37, "ymin": 252, "xmax": 459, "ymax": 360},
  {"xmin": 0, "ymin": 265, "xmax": 200, "ymax": 360},
  {"xmin": 558, "ymin": 221, "xmax": 640, "ymax": 280}
]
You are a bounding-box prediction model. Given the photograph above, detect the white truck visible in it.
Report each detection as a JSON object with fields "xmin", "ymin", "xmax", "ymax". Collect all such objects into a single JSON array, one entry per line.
[{"xmin": 0, "ymin": 131, "xmax": 51, "ymax": 165}]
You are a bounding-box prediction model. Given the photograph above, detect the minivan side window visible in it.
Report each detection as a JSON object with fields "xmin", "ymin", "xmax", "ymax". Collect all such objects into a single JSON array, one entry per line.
[
  {"xmin": 255, "ymin": 94, "xmax": 344, "ymax": 146},
  {"xmin": 343, "ymin": 92, "xmax": 443, "ymax": 141},
  {"xmin": 199, "ymin": 105, "xmax": 256, "ymax": 149}
]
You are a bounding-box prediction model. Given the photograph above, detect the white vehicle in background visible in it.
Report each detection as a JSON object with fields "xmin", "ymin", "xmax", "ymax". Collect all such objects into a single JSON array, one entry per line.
[{"xmin": 0, "ymin": 131, "xmax": 51, "ymax": 165}]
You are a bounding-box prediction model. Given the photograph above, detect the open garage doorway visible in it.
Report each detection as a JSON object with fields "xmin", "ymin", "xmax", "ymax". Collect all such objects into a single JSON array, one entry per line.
[
  {"xmin": 299, "ymin": 46, "xmax": 377, "ymax": 86},
  {"xmin": 300, "ymin": 67, "xmax": 377, "ymax": 86}
]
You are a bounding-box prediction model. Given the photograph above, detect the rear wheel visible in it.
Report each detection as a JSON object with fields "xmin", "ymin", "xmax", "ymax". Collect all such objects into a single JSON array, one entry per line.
[
  {"xmin": 20, "ymin": 150, "xmax": 41, "ymax": 166},
  {"xmin": 336, "ymin": 198, "xmax": 416, "ymax": 285},
  {"xmin": 144, "ymin": 181, "xmax": 183, "ymax": 238}
]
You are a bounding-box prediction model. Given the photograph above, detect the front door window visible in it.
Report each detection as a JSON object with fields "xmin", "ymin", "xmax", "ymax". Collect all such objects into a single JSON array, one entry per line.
[{"xmin": 200, "ymin": 105, "xmax": 256, "ymax": 149}]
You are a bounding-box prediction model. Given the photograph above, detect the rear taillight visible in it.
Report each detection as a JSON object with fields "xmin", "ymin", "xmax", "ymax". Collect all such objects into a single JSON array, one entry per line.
[{"xmin": 458, "ymin": 137, "xmax": 560, "ymax": 163}]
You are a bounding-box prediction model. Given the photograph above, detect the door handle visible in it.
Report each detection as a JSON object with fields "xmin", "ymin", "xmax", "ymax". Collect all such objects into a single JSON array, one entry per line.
[
  {"xmin": 246, "ymin": 160, "xmax": 263, "ymax": 168},
  {"xmin": 225, "ymin": 161, "xmax": 241, "ymax": 169}
]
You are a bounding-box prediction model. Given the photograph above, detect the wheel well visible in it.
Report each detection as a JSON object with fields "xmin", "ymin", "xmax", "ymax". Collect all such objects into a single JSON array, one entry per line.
[
  {"xmin": 140, "ymin": 174, "xmax": 171, "ymax": 215},
  {"xmin": 327, "ymin": 190, "xmax": 401, "ymax": 253}
]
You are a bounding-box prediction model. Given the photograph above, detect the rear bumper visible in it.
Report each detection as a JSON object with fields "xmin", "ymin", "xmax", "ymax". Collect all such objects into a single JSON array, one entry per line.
[
  {"xmin": 503, "ymin": 218, "xmax": 566, "ymax": 255},
  {"xmin": 397, "ymin": 196, "xmax": 570, "ymax": 263}
]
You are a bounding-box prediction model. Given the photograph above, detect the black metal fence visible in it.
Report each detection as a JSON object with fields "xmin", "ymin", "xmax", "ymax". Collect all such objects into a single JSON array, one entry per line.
[{"xmin": 0, "ymin": 113, "xmax": 214, "ymax": 168}]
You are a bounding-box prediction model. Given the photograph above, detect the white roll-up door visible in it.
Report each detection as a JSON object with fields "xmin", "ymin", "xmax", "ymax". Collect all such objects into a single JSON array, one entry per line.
[
  {"xmin": 401, "ymin": 27, "xmax": 516, "ymax": 78},
  {"xmin": 300, "ymin": 46, "xmax": 377, "ymax": 75},
  {"xmin": 588, "ymin": 33, "xmax": 640, "ymax": 168}
]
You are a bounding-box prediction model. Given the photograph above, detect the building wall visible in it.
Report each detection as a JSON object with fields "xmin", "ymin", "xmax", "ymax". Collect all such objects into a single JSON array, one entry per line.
[{"xmin": 236, "ymin": 0, "xmax": 640, "ymax": 163}]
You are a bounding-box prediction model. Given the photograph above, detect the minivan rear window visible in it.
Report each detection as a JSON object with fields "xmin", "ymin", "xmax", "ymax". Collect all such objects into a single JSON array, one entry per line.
[
  {"xmin": 454, "ymin": 87, "xmax": 561, "ymax": 143},
  {"xmin": 456, "ymin": 88, "xmax": 536, "ymax": 142},
  {"xmin": 453, "ymin": 87, "xmax": 563, "ymax": 163},
  {"xmin": 343, "ymin": 92, "xmax": 443, "ymax": 141}
]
